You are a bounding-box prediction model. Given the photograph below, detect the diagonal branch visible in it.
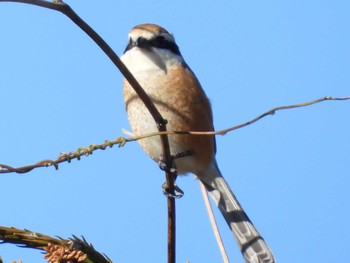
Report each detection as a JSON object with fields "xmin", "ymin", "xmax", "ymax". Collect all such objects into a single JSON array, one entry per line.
[
  {"xmin": 1, "ymin": 1, "xmax": 177, "ymax": 262},
  {"xmin": 0, "ymin": 1, "xmax": 174, "ymax": 180}
]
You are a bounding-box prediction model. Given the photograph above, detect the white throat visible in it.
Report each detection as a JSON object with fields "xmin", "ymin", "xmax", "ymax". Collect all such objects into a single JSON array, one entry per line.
[{"xmin": 121, "ymin": 47, "xmax": 184, "ymax": 74}]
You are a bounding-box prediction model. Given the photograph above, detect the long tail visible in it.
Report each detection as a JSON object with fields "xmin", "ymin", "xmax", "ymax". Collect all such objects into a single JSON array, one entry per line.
[{"xmin": 198, "ymin": 160, "xmax": 275, "ymax": 263}]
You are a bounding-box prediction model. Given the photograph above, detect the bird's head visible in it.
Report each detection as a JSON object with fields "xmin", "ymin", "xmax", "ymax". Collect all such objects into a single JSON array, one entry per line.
[{"xmin": 124, "ymin": 23, "xmax": 181, "ymax": 56}]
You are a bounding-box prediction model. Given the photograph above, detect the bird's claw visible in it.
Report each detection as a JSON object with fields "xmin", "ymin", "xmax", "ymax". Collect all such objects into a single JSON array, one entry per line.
[
  {"xmin": 162, "ymin": 182, "xmax": 184, "ymax": 198},
  {"xmin": 157, "ymin": 150, "xmax": 193, "ymax": 173},
  {"xmin": 158, "ymin": 159, "xmax": 177, "ymax": 174}
]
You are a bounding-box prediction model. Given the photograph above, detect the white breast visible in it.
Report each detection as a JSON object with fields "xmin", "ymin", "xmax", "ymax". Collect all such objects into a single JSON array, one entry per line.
[
  {"xmin": 121, "ymin": 46, "xmax": 199, "ymax": 174},
  {"xmin": 121, "ymin": 46, "xmax": 184, "ymax": 75}
]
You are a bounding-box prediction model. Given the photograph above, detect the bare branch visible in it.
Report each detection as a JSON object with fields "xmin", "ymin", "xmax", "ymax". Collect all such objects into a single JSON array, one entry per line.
[
  {"xmin": 0, "ymin": 137, "xmax": 127, "ymax": 174},
  {"xmin": 122, "ymin": 95, "xmax": 350, "ymax": 138},
  {"xmin": 215, "ymin": 95, "xmax": 350, "ymax": 135},
  {"xmin": 1, "ymin": 95, "xmax": 348, "ymax": 174}
]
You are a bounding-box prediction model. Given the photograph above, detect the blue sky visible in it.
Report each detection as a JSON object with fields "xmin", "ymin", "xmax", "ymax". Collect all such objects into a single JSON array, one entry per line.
[{"xmin": 1, "ymin": 1, "xmax": 349, "ymax": 262}]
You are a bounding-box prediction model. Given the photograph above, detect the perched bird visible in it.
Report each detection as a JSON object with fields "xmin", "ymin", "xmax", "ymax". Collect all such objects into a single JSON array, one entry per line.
[{"xmin": 121, "ymin": 23, "xmax": 275, "ymax": 263}]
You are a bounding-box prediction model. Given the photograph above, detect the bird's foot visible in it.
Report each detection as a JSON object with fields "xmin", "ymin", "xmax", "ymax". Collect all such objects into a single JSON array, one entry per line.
[
  {"xmin": 157, "ymin": 150, "xmax": 193, "ymax": 173},
  {"xmin": 158, "ymin": 159, "xmax": 177, "ymax": 174},
  {"xmin": 162, "ymin": 182, "xmax": 184, "ymax": 198},
  {"xmin": 158, "ymin": 150, "xmax": 192, "ymax": 198}
]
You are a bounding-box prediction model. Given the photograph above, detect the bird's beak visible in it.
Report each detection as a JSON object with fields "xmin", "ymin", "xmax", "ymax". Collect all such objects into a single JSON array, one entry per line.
[{"xmin": 124, "ymin": 37, "xmax": 150, "ymax": 54}]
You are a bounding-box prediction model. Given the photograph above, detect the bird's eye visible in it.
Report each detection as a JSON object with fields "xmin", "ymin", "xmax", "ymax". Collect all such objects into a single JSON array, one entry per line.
[{"xmin": 153, "ymin": 36, "xmax": 168, "ymax": 48}]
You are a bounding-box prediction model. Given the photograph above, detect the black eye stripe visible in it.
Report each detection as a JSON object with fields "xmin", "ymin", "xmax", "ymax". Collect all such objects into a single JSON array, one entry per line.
[
  {"xmin": 151, "ymin": 36, "xmax": 168, "ymax": 48},
  {"xmin": 151, "ymin": 36, "xmax": 181, "ymax": 55},
  {"xmin": 124, "ymin": 36, "xmax": 181, "ymax": 56}
]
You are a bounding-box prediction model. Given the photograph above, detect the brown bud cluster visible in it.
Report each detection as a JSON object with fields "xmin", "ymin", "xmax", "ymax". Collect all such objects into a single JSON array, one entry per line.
[{"xmin": 44, "ymin": 243, "xmax": 87, "ymax": 263}]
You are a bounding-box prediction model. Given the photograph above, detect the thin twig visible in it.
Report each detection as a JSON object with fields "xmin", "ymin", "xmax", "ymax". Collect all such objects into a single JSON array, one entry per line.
[
  {"xmin": 200, "ymin": 182, "xmax": 230, "ymax": 263},
  {"xmin": 1, "ymin": 95, "xmax": 349, "ymax": 174},
  {"xmin": 215, "ymin": 95, "xmax": 350, "ymax": 135},
  {"xmin": 167, "ymin": 197, "xmax": 176, "ymax": 263},
  {"xmin": 116, "ymin": 96, "xmax": 350, "ymax": 139},
  {"xmin": 0, "ymin": 137, "xmax": 128, "ymax": 173}
]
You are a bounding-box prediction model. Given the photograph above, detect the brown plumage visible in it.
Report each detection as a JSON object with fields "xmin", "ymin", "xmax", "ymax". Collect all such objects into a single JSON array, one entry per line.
[{"xmin": 122, "ymin": 24, "xmax": 275, "ymax": 263}]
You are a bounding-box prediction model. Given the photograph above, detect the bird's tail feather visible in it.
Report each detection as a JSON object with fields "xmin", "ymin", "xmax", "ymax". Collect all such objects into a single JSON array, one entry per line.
[{"xmin": 199, "ymin": 161, "xmax": 275, "ymax": 263}]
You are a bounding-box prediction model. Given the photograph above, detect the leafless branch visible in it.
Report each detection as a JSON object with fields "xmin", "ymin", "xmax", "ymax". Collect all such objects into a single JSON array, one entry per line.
[{"xmin": 1, "ymin": 95, "xmax": 348, "ymax": 174}]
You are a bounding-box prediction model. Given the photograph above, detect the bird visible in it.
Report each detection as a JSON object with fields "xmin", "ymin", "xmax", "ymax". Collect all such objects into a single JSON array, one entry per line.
[{"xmin": 121, "ymin": 23, "xmax": 275, "ymax": 263}]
